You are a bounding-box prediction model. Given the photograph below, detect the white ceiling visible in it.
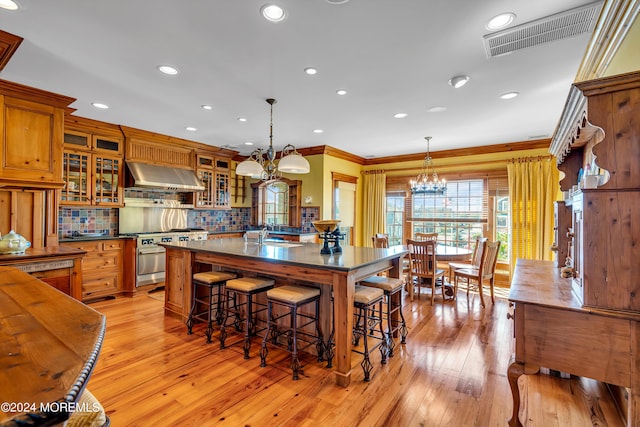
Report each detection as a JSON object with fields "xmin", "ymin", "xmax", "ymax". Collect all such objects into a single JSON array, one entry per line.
[{"xmin": 0, "ymin": 0, "xmax": 600, "ymax": 158}]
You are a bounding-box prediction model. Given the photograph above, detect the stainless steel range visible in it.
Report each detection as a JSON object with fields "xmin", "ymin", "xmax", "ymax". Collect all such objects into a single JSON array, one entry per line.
[
  {"xmin": 135, "ymin": 230, "xmax": 207, "ymax": 287},
  {"xmin": 119, "ymin": 198, "xmax": 208, "ymax": 287}
]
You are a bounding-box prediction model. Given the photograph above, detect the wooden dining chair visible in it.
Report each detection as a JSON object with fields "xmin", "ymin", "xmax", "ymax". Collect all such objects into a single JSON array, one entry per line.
[
  {"xmin": 448, "ymin": 236, "xmax": 488, "ymax": 284},
  {"xmin": 452, "ymin": 240, "xmax": 501, "ymax": 307},
  {"xmin": 371, "ymin": 234, "xmax": 389, "ymax": 248},
  {"xmin": 406, "ymin": 239, "xmax": 446, "ymax": 304},
  {"xmin": 415, "ymin": 232, "xmax": 438, "ymax": 241}
]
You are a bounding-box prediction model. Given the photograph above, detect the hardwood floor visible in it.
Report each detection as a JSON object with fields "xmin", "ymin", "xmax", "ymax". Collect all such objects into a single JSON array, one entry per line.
[{"xmin": 87, "ymin": 287, "xmax": 624, "ymax": 426}]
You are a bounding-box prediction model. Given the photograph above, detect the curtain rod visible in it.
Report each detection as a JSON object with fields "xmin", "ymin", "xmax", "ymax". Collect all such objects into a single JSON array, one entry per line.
[{"xmin": 507, "ymin": 155, "xmax": 553, "ymax": 164}]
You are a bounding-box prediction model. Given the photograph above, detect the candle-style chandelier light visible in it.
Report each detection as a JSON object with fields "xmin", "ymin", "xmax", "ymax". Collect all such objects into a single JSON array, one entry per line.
[
  {"xmin": 409, "ymin": 136, "xmax": 447, "ymax": 194},
  {"xmin": 235, "ymin": 98, "xmax": 309, "ymax": 181}
]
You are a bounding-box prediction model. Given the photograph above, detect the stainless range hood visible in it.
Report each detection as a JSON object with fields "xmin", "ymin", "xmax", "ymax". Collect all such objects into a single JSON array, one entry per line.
[{"xmin": 126, "ymin": 161, "xmax": 205, "ymax": 191}]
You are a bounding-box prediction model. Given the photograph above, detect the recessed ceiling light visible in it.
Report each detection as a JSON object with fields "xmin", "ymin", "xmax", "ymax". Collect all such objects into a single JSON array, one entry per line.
[
  {"xmin": 500, "ymin": 91, "xmax": 519, "ymax": 99},
  {"xmin": 427, "ymin": 106, "xmax": 447, "ymax": 113},
  {"xmin": 157, "ymin": 65, "xmax": 179, "ymax": 75},
  {"xmin": 487, "ymin": 13, "xmax": 516, "ymax": 31},
  {"xmin": 261, "ymin": 4, "xmax": 287, "ymax": 22},
  {"xmin": 304, "ymin": 67, "xmax": 318, "ymax": 75},
  {"xmin": 0, "ymin": 0, "xmax": 19, "ymax": 10},
  {"xmin": 238, "ymin": 117, "xmax": 247, "ymax": 122},
  {"xmin": 185, "ymin": 126, "xmax": 197, "ymax": 132},
  {"xmin": 201, "ymin": 104, "xmax": 213, "ymax": 110},
  {"xmin": 325, "ymin": 0, "xmax": 349, "ymax": 4},
  {"xmin": 244, "ymin": 142, "xmax": 254, "ymax": 145},
  {"xmin": 336, "ymin": 89, "xmax": 348, "ymax": 96},
  {"xmin": 313, "ymin": 129, "xmax": 323, "ymax": 134},
  {"xmin": 448, "ymin": 75, "xmax": 470, "ymax": 89},
  {"xmin": 91, "ymin": 102, "xmax": 109, "ymax": 109},
  {"xmin": 393, "ymin": 113, "xmax": 408, "ymax": 119}
]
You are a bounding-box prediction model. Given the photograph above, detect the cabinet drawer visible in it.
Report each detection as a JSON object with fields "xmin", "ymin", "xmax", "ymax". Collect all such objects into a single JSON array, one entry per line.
[
  {"xmin": 101, "ymin": 240, "xmax": 124, "ymax": 251},
  {"xmin": 82, "ymin": 251, "xmax": 121, "ymax": 270},
  {"xmin": 64, "ymin": 239, "xmax": 123, "ymax": 253},
  {"xmin": 82, "ymin": 273, "xmax": 119, "ymax": 297}
]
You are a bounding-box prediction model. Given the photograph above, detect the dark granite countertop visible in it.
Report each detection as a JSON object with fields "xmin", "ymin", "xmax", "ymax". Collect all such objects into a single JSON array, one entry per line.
[
  {"xmin": 59, "ymin": 235, "xmax": 129, "ymax": 243},
  {"xmin": 161, "ymin": 238, "xmax": 407, "ymax": 272}
]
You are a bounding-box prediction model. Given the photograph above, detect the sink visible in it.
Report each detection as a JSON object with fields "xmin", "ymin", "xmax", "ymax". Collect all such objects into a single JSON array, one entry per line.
[
  {"xmin": 264, "ymin": 242, "xmax": 303, "ymax": 248},
  {"xmin": 246, "ymin": 241, "xmax": 303, "ymax": 248}
]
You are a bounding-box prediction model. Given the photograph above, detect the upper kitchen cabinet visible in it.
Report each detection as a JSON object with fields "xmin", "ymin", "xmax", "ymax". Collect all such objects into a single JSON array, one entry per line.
[
  {"xmin": 0, "ymin": 80, "xmax": 75, "ymax": 189},
  {"xmin": 195, "ymin": 152, "xmax": 231, "ymax": 209},
  {"xmin": 62, "ymin": 117, "xmax": 124, "ymax": 206}
]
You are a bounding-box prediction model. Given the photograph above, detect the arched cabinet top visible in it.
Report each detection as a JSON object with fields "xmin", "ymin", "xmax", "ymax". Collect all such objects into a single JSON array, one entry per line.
[{"xmin": 550, "ymin": 70, "xmax": 640, "ymax": 191}]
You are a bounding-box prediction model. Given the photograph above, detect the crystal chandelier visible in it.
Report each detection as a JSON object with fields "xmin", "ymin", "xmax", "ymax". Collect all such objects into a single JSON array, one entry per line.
[
  {"xmin": 410, "ymin": 136, "xmax": 446, "ymax": 194},
  {"xmin": 235, "ymin": 98, "xmax": 310, "ymax": 181}
]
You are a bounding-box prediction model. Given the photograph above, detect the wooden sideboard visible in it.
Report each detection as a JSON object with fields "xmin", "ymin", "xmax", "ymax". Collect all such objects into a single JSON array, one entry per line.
[
  {"xmin": 510, "ymin": 70, "xmax": 640, "ymax": 426},
  {"xmin": 507, "ymin": 259, "xmax": 639, "ymax": 427}
]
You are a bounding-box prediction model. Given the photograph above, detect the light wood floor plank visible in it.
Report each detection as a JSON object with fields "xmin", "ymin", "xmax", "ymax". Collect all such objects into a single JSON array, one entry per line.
[{"xmin": 86, "ymin": 287, "xmax": 625, "ymax": 426}]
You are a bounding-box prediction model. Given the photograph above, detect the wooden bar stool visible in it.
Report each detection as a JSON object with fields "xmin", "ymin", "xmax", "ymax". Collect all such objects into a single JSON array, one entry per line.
[
  {"xmin": 359, "ymin": 275, "xmax": 407, "ymax": 357},
  {"xmin": 260, "ymin": 285, "xmax": 324, "ymax": 380},
  {"xmin": 186, "ymin": 271, "xmax": 237, "ymax": 343},
  {"xmin": 220, "ymin": 276, "xmax": 275, "ymax": 359},
  {"xmin": 352, "ymin": 285, "xmax": 388, "ymax": 381}
]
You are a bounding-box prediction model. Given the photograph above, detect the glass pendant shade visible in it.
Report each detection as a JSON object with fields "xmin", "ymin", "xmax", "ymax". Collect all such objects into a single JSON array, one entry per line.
[
  {"xmin": 236, "ymin": 159, "xmax": 264, "ymax": 178},
  {"xmin": 277, "ymin": 153, "xmax": 310, "ymax": 173}
]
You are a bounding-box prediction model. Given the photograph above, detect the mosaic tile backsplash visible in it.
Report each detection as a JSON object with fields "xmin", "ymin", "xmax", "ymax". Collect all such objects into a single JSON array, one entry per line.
[{"xmin": 58, "ymin": 206, "xmax": 320, "ymax": 236}]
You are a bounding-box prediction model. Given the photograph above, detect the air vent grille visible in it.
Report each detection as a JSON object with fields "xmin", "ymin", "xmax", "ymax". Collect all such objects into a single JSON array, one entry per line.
[{"xmin": 483, "ymin": 1, "xmax": 603, "ymax": 58}]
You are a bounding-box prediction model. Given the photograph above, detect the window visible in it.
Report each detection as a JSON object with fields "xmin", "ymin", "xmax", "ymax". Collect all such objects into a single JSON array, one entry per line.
[
  {"xmin": 250, "ymin": 178, "xmax": 302, "ymax": 227},
  {"xmin": 491, "ymin": 177, "xmax": 510, "ymax": 262},
  {"xmin": 263, "ymin": 181, "xmax": 289, "ymax": 226},
  {"xmin": 409, "ymin": 179, "xmax": 486, "ymax": 250},
  {"xmin": 385, "ymin": 193, "xmax": 405, "ymax": 246}
]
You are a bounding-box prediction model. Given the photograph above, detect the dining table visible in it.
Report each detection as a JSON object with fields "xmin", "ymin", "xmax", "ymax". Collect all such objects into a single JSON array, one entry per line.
[
  {"xmin": 161, "ymin": 238, "xmax": 408, "ymax": 387},
  {"xmin": 404, "ymin": 243, "xmax": 473, "ymax": 299}
]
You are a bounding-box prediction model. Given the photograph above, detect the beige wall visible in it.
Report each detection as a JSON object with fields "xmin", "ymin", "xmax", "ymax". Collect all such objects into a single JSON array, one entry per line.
[{"xmin": 604, "ymin": 12, "xmax": 640, "ymax": 77}]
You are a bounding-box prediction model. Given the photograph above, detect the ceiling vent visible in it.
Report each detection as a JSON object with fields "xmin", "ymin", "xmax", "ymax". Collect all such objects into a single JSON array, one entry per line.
[{"xmin": 483, "ymin": 1, "xmax": 603, "ymax": 58}]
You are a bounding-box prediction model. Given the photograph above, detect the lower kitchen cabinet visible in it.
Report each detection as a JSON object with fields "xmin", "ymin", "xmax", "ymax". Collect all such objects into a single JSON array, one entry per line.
[{"xmin": 61, "ymin": 239, "xmax": 124, "ymax": 300}]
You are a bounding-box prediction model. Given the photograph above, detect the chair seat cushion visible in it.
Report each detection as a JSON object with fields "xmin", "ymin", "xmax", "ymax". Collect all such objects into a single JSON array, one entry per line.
[
  {"xmin": 354, "ymin": 285, "xmax": 384, "ymax": 304},
  {"xmin": 226, "ymin": 276, "xmax": 275, "ymax": 292},
  {"xmin": 360, "ymin": 275, "xmax": 404, "ymax": 291},
  {"xmin": 267, "ymin": 285, "xmax": 320, "ymax": 304},
  {"xmin": 193, "ymin": 271, "xmax": 237, "ymax": 284}
]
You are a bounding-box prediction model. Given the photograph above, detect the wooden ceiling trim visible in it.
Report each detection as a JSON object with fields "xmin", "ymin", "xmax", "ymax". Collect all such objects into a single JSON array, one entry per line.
[
  {"xmin": 364, "ymin": 139, "xmax": 551, "ymax": 165},
  {"xmin": 0, "ymin": 29, "xmax": 22, "ymax": 72}
]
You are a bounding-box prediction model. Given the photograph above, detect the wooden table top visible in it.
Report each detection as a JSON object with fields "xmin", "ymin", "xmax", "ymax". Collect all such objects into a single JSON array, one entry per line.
[
  {"xmin": 0, "ymin": 267, "xmax": 105, "ymax": 426},
  {"xmin": 162, "ymin": 238, "xmax": 408, "ymax": 272}
]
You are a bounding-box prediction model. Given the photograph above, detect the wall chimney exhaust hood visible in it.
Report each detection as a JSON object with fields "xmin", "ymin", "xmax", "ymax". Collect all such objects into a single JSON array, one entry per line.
[{"xmin": 125, "ymin": 162, "xmax": 205, "ymax": 191}]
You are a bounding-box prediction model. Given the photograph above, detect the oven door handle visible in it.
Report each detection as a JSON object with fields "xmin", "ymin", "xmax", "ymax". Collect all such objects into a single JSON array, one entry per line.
[{"xmin": 138, "ymin": 246, "xmax": 165, "ymax": 255}]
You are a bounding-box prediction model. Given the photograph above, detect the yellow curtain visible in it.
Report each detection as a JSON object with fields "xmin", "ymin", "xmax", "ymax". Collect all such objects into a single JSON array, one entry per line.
[
  {"xmin": 362, "ymin": 171, "xmax": 386, "ymax": 247},
  {"xmin": 507, "ymin": 157, "xmax": 560, "ymax": 273}
]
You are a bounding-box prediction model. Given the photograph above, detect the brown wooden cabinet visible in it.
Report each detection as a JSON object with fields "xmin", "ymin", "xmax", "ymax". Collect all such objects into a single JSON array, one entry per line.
[
  {"xmin": 0, "ymin": 80, "xmax": 74, "ymax": 189},
  {"xmin": 62, "ymin": 118, "xmax": 124, "ymax": 206},
  {"xmin": 195, "ymin": 153, "xmax": 231, "ymax": 209},
  {"xmin": 550, "ymin": 71, "xmax": 640, "ymax": 313},
  {"xmin": 61, "ymin": 239, "xmax": 124, "ymax": 301}
]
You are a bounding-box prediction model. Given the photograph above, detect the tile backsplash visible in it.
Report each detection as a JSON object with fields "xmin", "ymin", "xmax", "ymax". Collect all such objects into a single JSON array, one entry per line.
[{"xmin": 58, "ymin": 205, "xmax": 320, "ymax": 236}]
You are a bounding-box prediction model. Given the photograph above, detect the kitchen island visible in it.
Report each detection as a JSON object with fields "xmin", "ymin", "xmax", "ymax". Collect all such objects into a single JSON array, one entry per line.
[{"xmin": 161, "ymin": 238, "xmax": 407, "ymax": 387}]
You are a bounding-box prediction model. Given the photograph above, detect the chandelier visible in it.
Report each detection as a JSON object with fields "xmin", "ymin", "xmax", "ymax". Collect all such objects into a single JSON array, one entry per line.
[
  {"xmin": 410, "ymin": 136, "xmax": 446, "ymax": 194},
  {"xmin": 235, "ymin": 98, "xmax": 310, "ymax": 181}
]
